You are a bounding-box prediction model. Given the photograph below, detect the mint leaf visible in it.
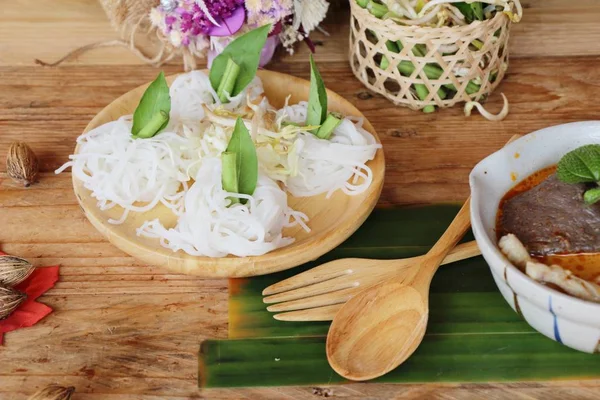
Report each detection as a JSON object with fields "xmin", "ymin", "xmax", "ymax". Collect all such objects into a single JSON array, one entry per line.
[
  {"xmin": 584, "ymin": 187, "xmax": 600, "ymax": 205},
  {"xmin": 209, "ymin": 25, "xmax": 271, "ymax": 98},
  {"xmin": 557, "ymin": 144, "xmax": 600, "ymax": 183},
  {"xmin": 132, "ymin": 71, "xmax": 171, "ymax": 138},
  {"xmin": 306, "ymin": 54, "xmax": 328, "ymax": 133},
  {"xmin": 223, "ymin": 118, "xmax": 258, "ymax": 202}
]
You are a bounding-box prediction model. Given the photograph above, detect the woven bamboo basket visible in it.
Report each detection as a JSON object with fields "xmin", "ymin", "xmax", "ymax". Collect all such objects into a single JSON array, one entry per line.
[{"xmin": 349, "ymin": 0, "xmax": 514, "ymax": 110}]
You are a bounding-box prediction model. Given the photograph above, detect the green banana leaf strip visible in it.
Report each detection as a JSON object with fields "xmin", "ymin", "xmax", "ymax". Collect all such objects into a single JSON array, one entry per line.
[
  {"xmin": 200, "ymin": 333, "xmax": 600, "ymax": 388},
  {"xmin": 198, "ymin": 205, "xmax": 600, "ymax": 388}
]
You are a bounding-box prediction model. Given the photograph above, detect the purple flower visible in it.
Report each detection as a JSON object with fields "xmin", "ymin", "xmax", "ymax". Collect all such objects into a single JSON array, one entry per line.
[
  {"xmin": 157, "ymin": 0, "xmax": 246, "ymax": 47},
  {"xmin": 165, "ymin": 15, "xmax": 176, "ymax": 26}
]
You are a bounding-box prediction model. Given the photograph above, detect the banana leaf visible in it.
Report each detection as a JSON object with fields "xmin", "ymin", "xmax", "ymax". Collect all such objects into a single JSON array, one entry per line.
[{"xmin": 199, "ymin": 206, "xmax": 600, "ymax": 388}]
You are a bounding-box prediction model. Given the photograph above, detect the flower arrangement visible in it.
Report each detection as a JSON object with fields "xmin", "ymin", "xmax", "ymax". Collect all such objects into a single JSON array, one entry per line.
[
  {"xmin": 149, "ymin": 0, "xmax": 332, "ymax": 68},
  {"xmin": 35, "ymin": 0, "xmax": 333, "ymax": 71}
]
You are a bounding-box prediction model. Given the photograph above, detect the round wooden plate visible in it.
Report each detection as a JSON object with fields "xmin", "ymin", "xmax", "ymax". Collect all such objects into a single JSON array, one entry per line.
[{"xmin": 73, "ymin": 70, "xmax": 385, "ymax": 278}]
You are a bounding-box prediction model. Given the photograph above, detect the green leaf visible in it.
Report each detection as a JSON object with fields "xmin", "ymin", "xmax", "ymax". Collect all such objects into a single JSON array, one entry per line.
[
  {"xmin": 198, "ymin": 207, "xmax": 600, "ymax": 388},
  {"xmin": 200, "ymin": 331, "xmax": 600, "ymax": 388},
  {"xmin": 221, "ymin": 152, "xmax": 240, "ymax": 205},
  {"xmin": 209, "ymin": 25, "xmax": 271, "ymax": 98},
  {"xmin": 557, "ymin": 144, "xmax": 600, "ymax": 183},
  {"xmin": 454, "ymin": 3, "xmax": 474, "ymax": 22},
  {"xmin": 584, "ymin": 187, "xmax": 600, "ymax": 205},
  {"xmin": 471, "ymin": 2, "xmax": 484, "ymax": 20},
  {"xmin": 223, "ymin": 118, "xmax": 258, "ymax": 200},
  {"xmin": 132, "ymin": 71, "xmax": 171, "ymax": 137},
  {"xmin": 306, "ymin": 54, "xmax": 328, "ymax": 133},
  {"xmin": 136, "ymin": 111, "xmax": 169, "ymax": 139},
  {"xmin": 453, "ymin": 2, "xmax": 483, "ymax": 22},
  {"xmin": 217, "ymin": 57, "xmax": 241, "ymax": 103},
  {"xmin": 316, "ymin": 113, "xmax": 342, "ymax": 140},
  {"xmin": 367, "ymin": 0, "xmax": 389, "ymax": 18}
]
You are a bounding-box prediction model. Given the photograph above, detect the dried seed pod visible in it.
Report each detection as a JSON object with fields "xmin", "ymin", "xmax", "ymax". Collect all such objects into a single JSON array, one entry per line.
[
  {"xmin": 0, "ymin": 284, "xmax": 26, "ymax": 320},
  {"xmin": 0, "ymin": 255, "xmax": 35, "ymax": 286},
  {"xmin": 6, "ymin": 141, "xmax": 39, "ymax": 187},
  {"xmin": 28, "ymin": 385, "xmax": 75, "ymax": 400}
]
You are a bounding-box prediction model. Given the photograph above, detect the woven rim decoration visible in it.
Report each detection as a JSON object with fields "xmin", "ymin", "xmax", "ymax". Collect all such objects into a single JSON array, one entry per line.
[{"xmin": 349, "ymin": 1, "xmax": 512, "ymax": 110}]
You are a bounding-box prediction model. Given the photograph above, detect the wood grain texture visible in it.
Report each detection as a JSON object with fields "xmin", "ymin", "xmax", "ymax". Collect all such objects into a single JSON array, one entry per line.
[
  {"xmin": 3, "ymin": 0, "xmax": 600, "ymax": 67},
  {"xmin": 1, "ymin": 0, "xmax": 600, "ymax": 398},
  {"xmin": 262, "ymin": 241, "xmax": 480, "ymax": 319},
  {"xmin": 326, "ymin": 199, "xmax": 471, "ymax": 381}
]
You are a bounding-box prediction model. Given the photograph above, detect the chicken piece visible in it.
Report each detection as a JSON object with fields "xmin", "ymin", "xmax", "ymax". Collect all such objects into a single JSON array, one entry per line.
[
  {"xmin": 499, "ymin": 233, "xmax": 531, "ymax": 269},
  {"xmin": 526, "ymin": 262, "xmax": 600, "ymax": 304},
  {"xmin": 499, "ymin": 234, "xmax": 600, "ymax": 303}
]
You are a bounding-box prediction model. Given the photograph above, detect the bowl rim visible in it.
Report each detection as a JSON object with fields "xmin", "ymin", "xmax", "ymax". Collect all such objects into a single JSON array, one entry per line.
[
  {"xmin": 469, "ymin": 121, "xmax": 600, "ymax": 324},
  {"xmin": 71, "ymin": 69, "xmax": 385, "ymax": 278}
]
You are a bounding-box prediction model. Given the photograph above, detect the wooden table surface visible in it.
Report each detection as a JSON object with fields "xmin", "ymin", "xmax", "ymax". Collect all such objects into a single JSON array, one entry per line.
[{"xmin": 2, "ymin": 1, "xmax": 600, "ymax": 399}]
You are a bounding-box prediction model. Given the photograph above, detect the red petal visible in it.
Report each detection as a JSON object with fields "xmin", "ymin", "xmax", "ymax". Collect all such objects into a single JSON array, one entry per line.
[
  {"xmin": 0, "ymin": 301, "xmax": 52, "ymax": 332},
  {"xmin": 16, "ymin": 267, "xmax": 59, "ymax": 301},
  {"xmin": 0, "ymin": 250, "xmax": 58, "ymax": 345}
]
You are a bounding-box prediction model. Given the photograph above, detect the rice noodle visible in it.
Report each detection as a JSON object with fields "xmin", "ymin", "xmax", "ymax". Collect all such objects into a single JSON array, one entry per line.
[
  {"xmin": 56, "ymin": 116, "xmax": 199, "ymax": 224},
  {"xmin": 137, "ymin": 158, "xmax": 307, "ymax": 257},
  {"xmin": 57, "ymin": 71, "xmax": 380, "ymax": 257},
  {"xmin": 277, "ymin": 102, "xmax": 381, "ymax": 198}
]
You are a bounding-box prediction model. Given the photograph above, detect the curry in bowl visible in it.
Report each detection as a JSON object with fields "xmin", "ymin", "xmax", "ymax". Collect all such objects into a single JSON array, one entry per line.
[{"xmin": 496, "ymin": 145, "xmax": 600, "ymax": 303}]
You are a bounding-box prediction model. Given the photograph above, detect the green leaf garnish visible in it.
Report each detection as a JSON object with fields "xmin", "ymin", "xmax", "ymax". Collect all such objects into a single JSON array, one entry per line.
[
  {"xmin": 136, "ymin": 111, "xmax": 169, "ymax": 139},
  {"xmin": 209, "ymin": 24, "xmax": 271, "ymax": 100},
  {"xmin": 217, "ymin": 57, "xmax": 241, "ymax": 103},
  {"xmin": 557, "ymin": 144, "xmax": 600, "ymax": 206},
  {"xmin": 221, "ymin": 152, "xmax": 240, "ymax": 205},
  {"xmin": 222, "ymin": 118, "xmax": 258, "ymax": 204},
  {"xmin": 306, "ymin": 54, "xmax": 328, "ymax": 134},
  {"xmin": 584, "ymin": 187, "xmax": 600, "ymax": 205},
  {"xmin": 132, "ymin": 71, "xmax": 171, "ymax": 138},
  {"xmin": 316, "ymin": 113, "xmax": 342, "ymax": 140},
  {"xmin": 557, "ymin": 144, "xmax": 600, "ymax": 183}
]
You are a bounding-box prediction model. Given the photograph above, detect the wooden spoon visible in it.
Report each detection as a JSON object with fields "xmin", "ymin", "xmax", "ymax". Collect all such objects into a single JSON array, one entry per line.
[{"xmin": 325, "ymin": 197, "xmax": 471, "ymax": 381}]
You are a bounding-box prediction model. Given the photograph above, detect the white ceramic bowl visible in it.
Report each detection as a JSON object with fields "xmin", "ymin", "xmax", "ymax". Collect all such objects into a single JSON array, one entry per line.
[{"xmin": 470, "ymin": 121, "xmax": 600, "ymax": 353}]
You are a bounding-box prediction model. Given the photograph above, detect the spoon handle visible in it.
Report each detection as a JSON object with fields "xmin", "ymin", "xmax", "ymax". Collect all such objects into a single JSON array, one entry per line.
[
  {"xmin": 422, "ymin": 197, "xmax": 472, "ymax": 273},
  {"xmin": 440, "ymin": 240, "xmax": 480, "ymax": 265}
]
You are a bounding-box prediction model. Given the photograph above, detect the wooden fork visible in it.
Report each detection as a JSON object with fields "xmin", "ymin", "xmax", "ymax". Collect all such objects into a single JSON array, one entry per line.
[{"xmin": 262, "ymin": 240, "xmax": 480, "ymax": 321}]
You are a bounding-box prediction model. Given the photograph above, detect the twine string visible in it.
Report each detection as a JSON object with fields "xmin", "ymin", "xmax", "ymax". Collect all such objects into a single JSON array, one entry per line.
[{"xmin": 34, "ymin": 0, "xmax": 203, "ymax": 71}]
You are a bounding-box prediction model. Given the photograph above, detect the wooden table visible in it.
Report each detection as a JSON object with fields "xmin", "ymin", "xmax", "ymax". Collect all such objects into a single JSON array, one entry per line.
[{"xmin": 2, "ymin": 1, "xmax": 600, "ymax": 398}]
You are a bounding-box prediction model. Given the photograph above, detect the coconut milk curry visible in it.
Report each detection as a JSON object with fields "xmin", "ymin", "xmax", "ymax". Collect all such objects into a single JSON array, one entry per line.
[{"xmin": 497, "ymin": 166, "xmax": 600, "ymax": 282}]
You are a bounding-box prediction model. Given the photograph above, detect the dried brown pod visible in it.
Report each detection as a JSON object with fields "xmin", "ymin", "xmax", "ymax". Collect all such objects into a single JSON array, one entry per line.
[
  {"xmin": 28, "ymin": 385, "xmax": 75, "ymax": 400},
  {"xmin": 0, "ymin": 255, "xmax": 35, "ymax": 286},
  {"xmin": 0, "ymin": 284, "xmax": 26, "ymax": 320},
  {"xmin": 6, "ymin": 141, "xmax": 39, "ymax": 187}
]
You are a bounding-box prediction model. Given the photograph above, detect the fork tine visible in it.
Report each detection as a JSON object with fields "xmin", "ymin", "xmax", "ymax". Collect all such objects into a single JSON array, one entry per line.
[
  {"xmin": 267, "ymin": 287, "xmax": 357, "ymax": 312},
  {"xmin": 274, "ymin": 304, "xmax": 342, "ymax": 321},
  {"xmin": 263, "ymin": 275, "xmax": 359, "ymax": 304},
  {"xmin": 262, "ymin": 259, "xmax": 354, "ymax": 296}
]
